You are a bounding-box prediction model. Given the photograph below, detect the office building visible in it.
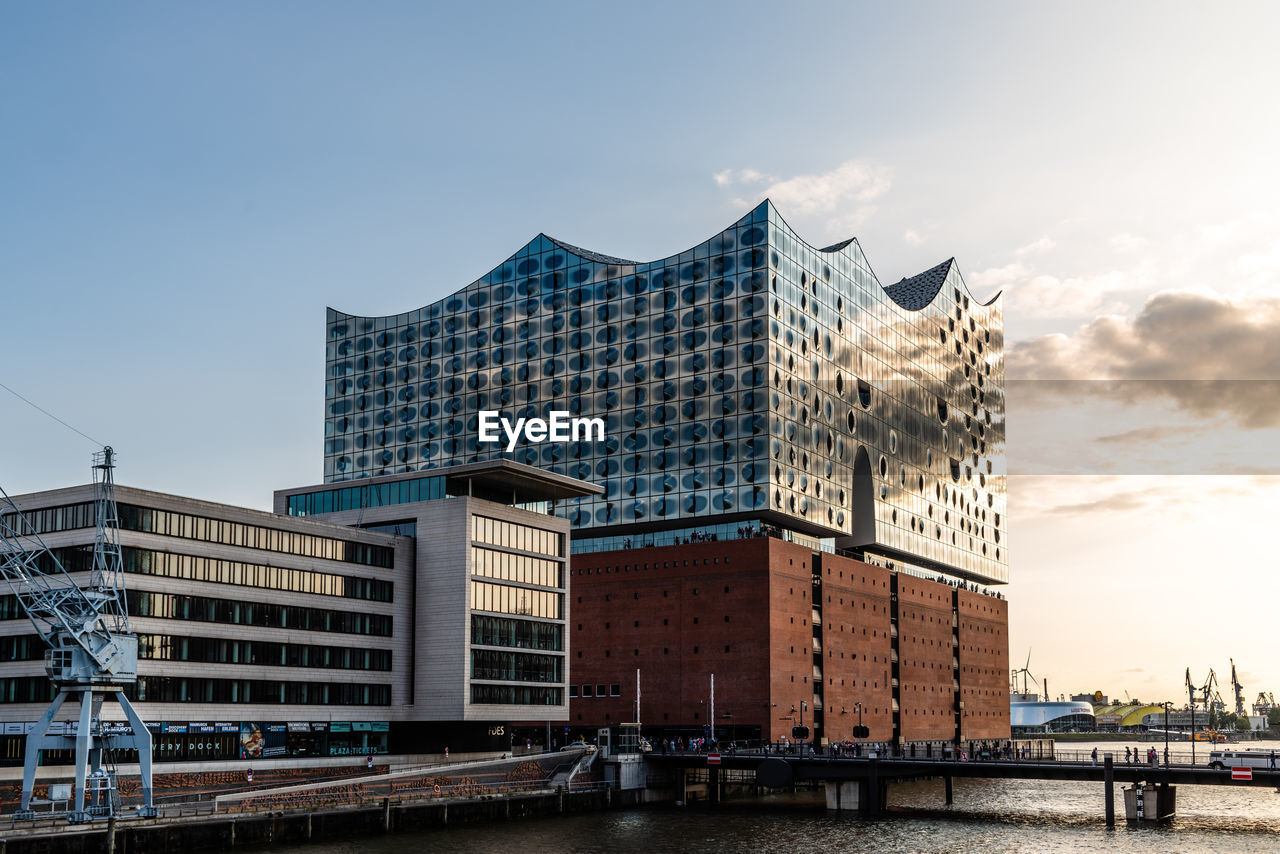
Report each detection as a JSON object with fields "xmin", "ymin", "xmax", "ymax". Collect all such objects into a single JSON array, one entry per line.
[{"xmin": 0, "ymin": 460, "xmax": 596, "ymax": 764}]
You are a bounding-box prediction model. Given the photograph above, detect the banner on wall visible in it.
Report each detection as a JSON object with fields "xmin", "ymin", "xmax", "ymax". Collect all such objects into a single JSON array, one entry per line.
[{"xmin": 239, "ymin": 722, "xmax": 288, "ymax": 758}]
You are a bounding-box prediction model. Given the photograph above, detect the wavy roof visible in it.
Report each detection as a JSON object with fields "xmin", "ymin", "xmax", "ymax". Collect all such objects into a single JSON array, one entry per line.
[{"xmin": 330, "ymin": 199, "xmax": 1000, "ymax": 318}]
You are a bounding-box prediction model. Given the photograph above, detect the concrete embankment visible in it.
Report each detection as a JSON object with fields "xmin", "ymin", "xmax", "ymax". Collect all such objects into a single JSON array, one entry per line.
[{"xmin": 0, "ymin": 787, "xmax": 643, "ymax": 853}]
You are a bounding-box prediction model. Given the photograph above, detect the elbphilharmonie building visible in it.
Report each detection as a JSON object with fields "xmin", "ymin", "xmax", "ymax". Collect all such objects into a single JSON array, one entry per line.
[{"xmin": 324, "ymin": 201, "xmax": 1005, "ymax": 585}]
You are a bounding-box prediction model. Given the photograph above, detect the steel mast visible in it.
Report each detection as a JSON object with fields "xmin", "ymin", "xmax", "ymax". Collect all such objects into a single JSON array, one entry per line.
[{"xmin": 0, "ymin": 448, "xmax": 155, "ymax": 821}]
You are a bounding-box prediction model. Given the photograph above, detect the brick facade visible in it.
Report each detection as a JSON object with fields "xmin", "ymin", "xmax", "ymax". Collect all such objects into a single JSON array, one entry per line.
[
  {"xmin": 957, "ymin": 589, "xmax": 1011, "ymax": 739},
  {"xmin": 569, "ymin": 538, "xmax": 1010, "ymax": 745}
]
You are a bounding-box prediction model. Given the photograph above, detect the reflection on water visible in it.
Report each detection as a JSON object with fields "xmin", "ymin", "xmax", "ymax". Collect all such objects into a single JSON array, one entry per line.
[{"xmin": 274, "ymin": 739, "xmax": 1280, "ymax": 854}]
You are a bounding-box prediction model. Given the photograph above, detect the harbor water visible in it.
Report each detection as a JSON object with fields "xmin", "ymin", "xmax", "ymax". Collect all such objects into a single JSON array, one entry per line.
[{"xmin": 270, "ymin": 739, "xmax": 1280, "ymax": 853}]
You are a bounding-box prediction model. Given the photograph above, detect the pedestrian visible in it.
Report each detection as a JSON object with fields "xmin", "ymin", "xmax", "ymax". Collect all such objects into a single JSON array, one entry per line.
[
  {"xmin": 1271, "ymin": 750, "xmax": 1276, "ymax": 769},
  {"xmin": 1091, "ymin": 747, "xmax": 1098, "ymax": 766},
  {"xmin": 444, "ymin": 746, "xmax": 449, "ymax": 760},
  {"xmin": 1125, "ymin": 747, "xmax": 1131, "ymax": 763}
]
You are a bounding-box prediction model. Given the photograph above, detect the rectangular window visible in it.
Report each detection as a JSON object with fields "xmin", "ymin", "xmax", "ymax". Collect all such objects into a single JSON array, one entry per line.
[
  {"xmin": 470, "ymin": 581, "xmax": 561, "ymax": 620},
  {"xmin": 471, "ymin": 516, "xmax": 563, "ymax": 557}
]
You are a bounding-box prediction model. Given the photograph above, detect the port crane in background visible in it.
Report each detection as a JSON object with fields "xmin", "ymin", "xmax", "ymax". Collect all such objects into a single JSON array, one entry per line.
[
  {"xmin": 1229, "ymin": 659, "xmax": 1246, "ymax": 717},
  {"xmin": 1200, "ymin": 669, "xmax": 1227, "ymax": 719},
  {"xmin": 1253, "ymin": 692, "xmax": 1276, "ymax": 717},
  {"xmin": 0, "ymin": 448, "xmax": 154, "ymax": 822}
]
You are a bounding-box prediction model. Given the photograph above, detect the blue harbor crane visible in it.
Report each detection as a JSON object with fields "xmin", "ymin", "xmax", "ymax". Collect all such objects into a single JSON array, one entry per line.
[{"xmin": 0, "ymin": 448, "xmax": 155, "ymax": 822}]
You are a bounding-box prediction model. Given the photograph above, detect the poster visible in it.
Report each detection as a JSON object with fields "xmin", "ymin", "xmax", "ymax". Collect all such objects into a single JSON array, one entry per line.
[{"xmin": 239, "ymin": 722, "xmax": 288, "ymax": 758}]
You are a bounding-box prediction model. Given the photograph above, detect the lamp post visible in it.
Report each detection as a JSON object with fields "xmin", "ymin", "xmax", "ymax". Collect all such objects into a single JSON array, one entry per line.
[
  {"xmin": 1162, "ymin": 702, "xmax": 1172, "ymax": 767},
  {"xmin": 855, "ymin": 702, "xmax": 864, "ymax": 755},
  {"xmin": 1190, "ymin": 695, "xmax": 1196, "ymax": 766}
]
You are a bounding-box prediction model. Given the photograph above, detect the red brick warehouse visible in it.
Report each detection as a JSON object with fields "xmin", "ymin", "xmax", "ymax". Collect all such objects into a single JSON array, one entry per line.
[{"xmin": 568, "ymin": 537, "xmax": 1008, "ymax": 747}]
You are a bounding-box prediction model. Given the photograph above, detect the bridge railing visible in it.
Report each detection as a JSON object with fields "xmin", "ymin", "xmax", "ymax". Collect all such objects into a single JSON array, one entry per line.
[{"xmin": 654, "ymin": 743, "xmax": 1250, "ymax": 768}]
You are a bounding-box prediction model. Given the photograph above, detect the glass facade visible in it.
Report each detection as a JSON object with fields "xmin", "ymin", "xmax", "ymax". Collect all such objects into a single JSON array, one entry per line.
[
  {"xmin": 285, "ymin": 475, "xmax": 446, "ymax": 517},
  {"xmin": 325, "ymin": 201, "xmax": 1005, "ymax": 583}
]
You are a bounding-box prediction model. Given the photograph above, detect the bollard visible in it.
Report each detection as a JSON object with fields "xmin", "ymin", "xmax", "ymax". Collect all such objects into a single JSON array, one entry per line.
[
  {"xmin": 944, "ymin": 774, "xmax": 953, "ymax": 806},
  {"xmin": 1104, "ymin": 754, "xmax": 1115, "ymax": 828}
]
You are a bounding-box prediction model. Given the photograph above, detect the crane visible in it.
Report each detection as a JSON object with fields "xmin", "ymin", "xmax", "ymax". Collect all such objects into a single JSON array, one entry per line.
[
  {"xmin": 1195, "ymin": 668, "xmax": 1229, "ymax": 730},
  {"xmin": 0, "ymin": 448, "xmax": 155, "ymax": 822},
  {"xmin": 1230, "ymin": 659, "xmax": 1247, "ymax": 716}
]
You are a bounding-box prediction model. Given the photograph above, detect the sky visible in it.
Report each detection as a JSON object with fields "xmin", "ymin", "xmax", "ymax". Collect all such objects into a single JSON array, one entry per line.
[{"xmin": 2, "ymin": 1, "xmax": 1279, "ymax": 710}]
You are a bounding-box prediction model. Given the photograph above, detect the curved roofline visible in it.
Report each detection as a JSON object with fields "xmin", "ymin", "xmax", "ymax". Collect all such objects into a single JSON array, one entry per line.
[
  {"xmin": 765, "ymin": 199, "xmax": 1000, "ymax": 310},
  {"xmin": 328, "ymin": 198, "xmax": 999, "ymax": 319}
]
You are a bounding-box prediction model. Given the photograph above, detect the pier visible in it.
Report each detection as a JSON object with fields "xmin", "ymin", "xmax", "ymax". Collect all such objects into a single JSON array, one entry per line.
[{"xmin": 649, "ymin": 747, "xmax": 1280, "ymax": 824}]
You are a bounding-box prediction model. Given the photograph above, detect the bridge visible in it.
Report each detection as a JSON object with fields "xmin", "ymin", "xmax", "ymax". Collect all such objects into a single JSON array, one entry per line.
[{"xmin": 647, "ymin": 749, "xmax": 1280, "ymax": 825}]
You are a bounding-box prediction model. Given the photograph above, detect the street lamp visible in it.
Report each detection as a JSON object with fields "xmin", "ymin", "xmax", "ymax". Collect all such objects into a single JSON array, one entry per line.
[{"xmin": 1162, "ymin": 701, "xmax": 1172, "ymax": 767}]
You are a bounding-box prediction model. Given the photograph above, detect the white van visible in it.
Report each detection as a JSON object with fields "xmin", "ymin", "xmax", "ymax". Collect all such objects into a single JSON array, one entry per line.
[{"xmin": 1207, "ymin": 750, "xmax": 1276, "ymax": 770}]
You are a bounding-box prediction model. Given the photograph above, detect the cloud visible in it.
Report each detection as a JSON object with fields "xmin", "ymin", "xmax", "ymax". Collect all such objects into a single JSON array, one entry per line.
[
  {"xmin": 903, "ymin": 229, "xmax": 925, "ymax": 246},
  {"xmin": 1010, "ymin": 290, "xmax": 1280, "ymax": 392},
  {"xmin": 1044, "ymin": 490, "xmax": 1159, "ymax": 516},
  {"xmin": 1109, "ymin": 233, "xmax": 1149, "ymax": 252},
  {"xmin": 1094, "ymin": 425, "xmax": 1197, "ymax": 445},
  {"xmin": 968, "ymin": 263, "xmax": 1134, "ymax": 319},
  {"xmin": 713, "ymin": 159, "xmax": 891, "ymax": 228},
  {"xmin": 1014, "ymin": 236, "xmax": 1055, "ymax": 255},
  {"xmin": 712, "ymin": 168, "xmax": 768, "ymax": 187}
]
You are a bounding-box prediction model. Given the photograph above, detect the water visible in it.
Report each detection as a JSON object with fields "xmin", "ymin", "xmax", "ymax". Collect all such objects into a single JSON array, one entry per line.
[{"xmin": 272, "ymin": 740, "xmax": 1280, "ymax": 854}]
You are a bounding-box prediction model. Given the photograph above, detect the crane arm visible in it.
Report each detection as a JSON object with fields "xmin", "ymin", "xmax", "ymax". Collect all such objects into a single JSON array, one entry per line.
[
  {"xmin": 0, "ymin": 466, "xmax": 132, "ymax": 678},
  {"xmin": 0, "ymin": 492, "xmax": 105, "ymax": 646}
]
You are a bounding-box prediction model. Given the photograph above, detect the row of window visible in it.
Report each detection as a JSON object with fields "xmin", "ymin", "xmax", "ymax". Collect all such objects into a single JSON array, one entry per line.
[
  {"xmin": 0, "ymin": 590, "xmax": 392, "ymax": 637},
  {"xmin": 46, "ymin": 546, "xmax": 393, "ymax": 603},
  {"xmin": 471, "ymin": 547, "xmax": 561, "ymax": 589},
  {"xmin": 0, "ymin": 676, "xmax": 391, "ymax": 705},
  {"xmin": 2, "ymin": 501, "xmax": 394, "ymax": 568},
  {"xmin": 118, "ymin": 504, "xmax": 395, "ymax": 567},
  {"xmin": 285, "ymin": 476, "xmax": 447, "ymax": 517},
  {"xmin": 125, "ymin": 591, "xmax": 392, "ymax": 637},
  {"xmin": 470, "ymin": 649, "xmax": 562, "ymax": 684},
  {"xmin": 137, "ymin": 635, "xmax": 392, "ymax": 671},
  {"xmin": 470, "ymin": 581, "xmax": 561, "ymax": 620},
  {"xmin": 0, "ymin": 634, "xmax": 392, "ymax": 671},
  {"xmin": 569, "ymin": 684, "xmax": 621, "ymax": 698},
  {"xmin": 471, "ymin": 515, "xmax": 562, "ymax": 557},
  {"xmin": 470, "ymin": 615, "xmax": 563, "ymax": 651},
  {"xmin": 469, "ymin": 684, "xmax": 562, "ymax": 706}
]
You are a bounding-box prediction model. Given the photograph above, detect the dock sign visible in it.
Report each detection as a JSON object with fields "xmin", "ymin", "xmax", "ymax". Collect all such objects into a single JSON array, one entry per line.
[
  {"xmin": 1232, "ymin": 767, "xmax": 1253, "ymax": 781},
  {"xmin": 707, "ymin": 753, "xmax": 722, "ymax": 765}
]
